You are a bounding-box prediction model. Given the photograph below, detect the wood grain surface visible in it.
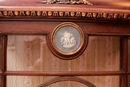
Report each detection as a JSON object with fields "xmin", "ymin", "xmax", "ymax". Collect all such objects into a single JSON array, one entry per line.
[{"xmin": 6, "ymin": 35, "xmax": 120, "ymax": 87}]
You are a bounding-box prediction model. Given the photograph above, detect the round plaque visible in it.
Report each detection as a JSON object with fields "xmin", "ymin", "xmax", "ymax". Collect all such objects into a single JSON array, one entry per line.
[{"xmin": 48, "ymin": 22, "xmax": 88, "ymax": 59}]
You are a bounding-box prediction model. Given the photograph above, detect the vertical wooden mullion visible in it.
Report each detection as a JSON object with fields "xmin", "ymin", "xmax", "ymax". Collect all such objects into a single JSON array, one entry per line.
[
  {"xmin": 1, "ymin": 35, "xmax": 7, "ymax": 87},
  {"xmin": 121, "ymin": 37, "xmax": 128, "ymax": 87}
]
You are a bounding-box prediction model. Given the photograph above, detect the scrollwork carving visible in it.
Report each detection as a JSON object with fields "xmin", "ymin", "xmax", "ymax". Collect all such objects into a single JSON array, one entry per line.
[
  {"xmin": 53, "ymin": 11, "xmax": 59, "ymax": 16},
  {"xmin": 42, "ymin": 11, "xmax": 48, "ymax": 16},
  {"xmin": 64, "ymin": 11, "xmax": 70, "ymax": 16},
  {"xmin": 31, "ymin": 11, "xmax": 37, "ymax": 16},
  {"xmin": 86, "ymin": 12, "xmax": 93, "ymax": 17},
  {"xmin": 107, "ymin": 13, "xmax": 114, "ymax": 19},
  {"xmin": 19, "ymin": 11, "xmax": 26, "ymax": 16},
  {"xmin": 118, "ymin": 14, "xmax": 124, "ymax": 19},
  {"xmin": 97, "ymin": 13, "xmax": 103, "ymax": 18}
]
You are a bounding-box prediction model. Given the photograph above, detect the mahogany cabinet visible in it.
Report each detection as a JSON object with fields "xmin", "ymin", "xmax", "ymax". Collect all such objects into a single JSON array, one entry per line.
[{"xmin": 0, "ymin": 0, "xmax": 130, "ymax": 87}]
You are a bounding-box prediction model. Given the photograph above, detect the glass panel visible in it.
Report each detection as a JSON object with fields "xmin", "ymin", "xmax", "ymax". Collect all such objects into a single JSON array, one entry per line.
[
  {"xmin": 7, "ymin": 76, "xmax": 120, "ymax": 87},
  {"xmin": 7, "ymin": 35, "xmax": 120, "ymax": 71}
]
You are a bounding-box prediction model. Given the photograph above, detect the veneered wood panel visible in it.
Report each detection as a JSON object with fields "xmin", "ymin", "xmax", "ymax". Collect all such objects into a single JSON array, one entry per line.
[
  {"xmin": 0, "ymin": 22, "xmax": 130, "ymax": 35},
  {"xmin": 0, "ymin": 0, "xmax": 130, "ymax": 7}
]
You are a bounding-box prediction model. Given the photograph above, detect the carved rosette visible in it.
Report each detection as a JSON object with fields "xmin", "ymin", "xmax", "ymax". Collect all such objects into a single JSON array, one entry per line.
[
  {"xmin": 47, "ymin": 22, "xmax": 88, "ymax": 60},
  {"xmin": 0, "ymin": 11, "xmax": 130, "ymax": 20}
]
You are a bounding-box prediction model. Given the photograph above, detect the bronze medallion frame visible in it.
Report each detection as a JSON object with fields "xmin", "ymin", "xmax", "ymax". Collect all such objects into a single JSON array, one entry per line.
[{"xmin": 48, "ymin": 22, "xmax": 88, "ymax": 60}]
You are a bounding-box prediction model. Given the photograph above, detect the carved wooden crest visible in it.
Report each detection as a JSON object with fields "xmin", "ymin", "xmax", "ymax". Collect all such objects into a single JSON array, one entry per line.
[
  {"xmin": 42, "ymin": 0, "xmax": 92, "ymax": 5},
  {"xmin": 48, "ymin": 22, "xmax": 88, "ymax": 60}
]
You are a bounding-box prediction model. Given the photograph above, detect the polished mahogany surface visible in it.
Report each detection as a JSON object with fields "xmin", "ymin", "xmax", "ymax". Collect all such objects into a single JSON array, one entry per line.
[
  {"xmin": 0, "ymin": 0, "xmax": 130, "ymax": 7},
  {"xmin": 0, "ymin": 0, "xmax": 130, "ymax": 87}
]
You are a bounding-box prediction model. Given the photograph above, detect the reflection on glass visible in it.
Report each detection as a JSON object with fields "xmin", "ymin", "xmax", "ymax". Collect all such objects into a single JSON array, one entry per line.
[
  {"xmin": 7, "ymin": 76, "xmax": 120, "ymax": 87},
  {"xmin": 7, "ymin": 35, "xmax": 120, "ymax": 71}
]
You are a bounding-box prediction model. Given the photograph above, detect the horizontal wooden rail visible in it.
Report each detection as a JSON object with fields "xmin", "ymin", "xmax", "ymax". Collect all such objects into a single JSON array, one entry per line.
[
  {"xmin": 0, "ymin": 21, "xmax": 130, "ymax": 35},
  {"xmin": 5, "ymin": 71, "xmax": 125, "ymax": 76},
  {"xmin": 1, "ymin": 32, "xmax": 130, "ymax": 36}
]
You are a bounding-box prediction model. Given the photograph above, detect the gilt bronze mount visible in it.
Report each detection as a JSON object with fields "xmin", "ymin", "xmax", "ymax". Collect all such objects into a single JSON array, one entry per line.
[{"xmin": 42, "ymin": 0, "xmax": 92, "ymax": 5}]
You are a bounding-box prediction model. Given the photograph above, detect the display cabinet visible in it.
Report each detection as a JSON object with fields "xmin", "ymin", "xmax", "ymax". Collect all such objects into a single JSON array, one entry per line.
[{"xmin": 0, "ymin": 0, "xmax": 130, "ymax": 87}]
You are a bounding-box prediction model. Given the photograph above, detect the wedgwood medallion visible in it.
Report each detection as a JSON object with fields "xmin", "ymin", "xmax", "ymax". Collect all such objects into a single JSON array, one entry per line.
[{"xmin": 48, "ymin": 22, "xmax": 88, "ymax": 59}]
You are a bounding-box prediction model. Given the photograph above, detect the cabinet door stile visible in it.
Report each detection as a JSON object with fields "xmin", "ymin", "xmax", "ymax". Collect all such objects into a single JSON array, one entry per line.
[
  {"xmin": 1, "ymin": 35, "xmax": 7, "ymax": 87},
  {"xmin": 121, "ymin": 37, "xmax": 128, "ymax": 87}
]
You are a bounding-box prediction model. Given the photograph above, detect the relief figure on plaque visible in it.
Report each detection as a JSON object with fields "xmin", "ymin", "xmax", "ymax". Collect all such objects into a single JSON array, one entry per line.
[{"xmin": 60, "ymin": 31, "xmax": 76, "ymax": 48}]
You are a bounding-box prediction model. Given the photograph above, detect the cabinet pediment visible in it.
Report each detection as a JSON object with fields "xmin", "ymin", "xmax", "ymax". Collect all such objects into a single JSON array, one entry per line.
[{"xmin": 0, "ymin": 5, "xmax": 130, "ymax": 22}]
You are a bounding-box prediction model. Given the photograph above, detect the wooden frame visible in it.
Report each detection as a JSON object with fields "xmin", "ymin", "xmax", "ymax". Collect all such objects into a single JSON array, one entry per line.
[
  {"xmin": 38, "ymin": 76, "xmax": 96, "ymax": 87},
  {"xmin": 0, "ymin": 31, "xmax": 129, "ymax": 87},
  {"xmin": 48, "ymin": 22, "xmax": 88, "ymax": 59},
  {"xmin": 0, "ymin": 3, "xmax": 130, "ymax": 87}
]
